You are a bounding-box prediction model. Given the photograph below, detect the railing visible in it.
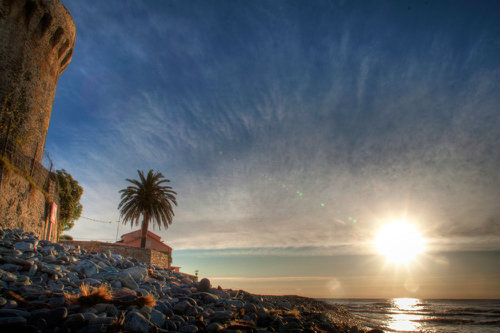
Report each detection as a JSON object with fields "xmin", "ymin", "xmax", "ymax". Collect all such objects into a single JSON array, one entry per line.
[{"xmin": 0, "ymin": 134, "xmax": 58, "ymax": 200}]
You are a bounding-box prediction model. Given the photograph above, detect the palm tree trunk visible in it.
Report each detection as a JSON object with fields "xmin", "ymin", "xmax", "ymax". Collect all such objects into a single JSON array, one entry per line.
[{"xmin": 140, "ymin": 214, "xmax": 149, "ymax": 248}]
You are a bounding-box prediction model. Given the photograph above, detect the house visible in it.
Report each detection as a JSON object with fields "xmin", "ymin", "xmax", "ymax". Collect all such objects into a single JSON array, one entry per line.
[{"xmin": 117, "ymin": 230, "xmax": 172, "ymax": 253}]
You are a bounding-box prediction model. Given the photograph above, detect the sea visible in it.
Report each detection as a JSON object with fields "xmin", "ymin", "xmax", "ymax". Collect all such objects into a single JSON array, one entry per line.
[{"xmin": 323, "ymin": 298, "xmax": 500, "ymax": 333}]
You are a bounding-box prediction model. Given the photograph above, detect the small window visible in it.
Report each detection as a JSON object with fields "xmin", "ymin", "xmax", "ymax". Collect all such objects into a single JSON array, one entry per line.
[{"xmin": 146, "ymin": 240, "xmax": 151, "ymax": 247}]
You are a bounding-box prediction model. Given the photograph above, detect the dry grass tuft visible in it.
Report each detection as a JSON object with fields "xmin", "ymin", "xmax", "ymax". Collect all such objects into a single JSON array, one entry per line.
[
  {"xmin": 65, "ymin": 284, "xmax": 156, "ymax": 309},
  {"xmin": 65, "ymin": 284, "xmax": 112, "ymax": 307},
  {"xmin": 283, "ymin": 309, "xmax": 300, "ymax": 318},
  {"xmin": 269, "ymin": 308, "xmax": 301, "ymax": 318},
  {"xmin": 134, "ymin": 294, "xmax": 156, "ymax": 308}
]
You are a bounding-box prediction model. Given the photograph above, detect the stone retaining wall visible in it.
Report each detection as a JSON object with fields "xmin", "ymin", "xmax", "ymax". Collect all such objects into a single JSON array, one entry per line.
[
  {"xmin": 61, "ymin": 240, "xmax": 172, "ymax": 269},
  {"xmin": 0, "ymin": 170, "xmax": 58, "ymax": 241}
]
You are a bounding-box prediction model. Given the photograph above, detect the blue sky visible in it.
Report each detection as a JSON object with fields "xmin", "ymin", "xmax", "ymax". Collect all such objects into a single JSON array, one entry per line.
[{"xmin": 48, "ymin": 0, "xmax": 499, "ymax": 298}]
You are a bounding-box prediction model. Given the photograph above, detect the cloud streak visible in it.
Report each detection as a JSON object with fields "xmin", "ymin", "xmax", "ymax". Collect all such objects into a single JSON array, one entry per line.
[{"xmin": 49, "ymin": 0, "xmax": 499, "ymax": 254}]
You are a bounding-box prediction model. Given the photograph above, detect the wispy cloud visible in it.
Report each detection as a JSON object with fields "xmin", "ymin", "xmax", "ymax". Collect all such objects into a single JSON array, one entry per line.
[{"xmin": 50, "ymin": 1, "xmax": 499, "ymax": 255}]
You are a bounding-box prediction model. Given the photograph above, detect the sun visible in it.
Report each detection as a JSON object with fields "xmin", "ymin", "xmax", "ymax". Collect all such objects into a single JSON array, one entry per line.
[{"xmin": 375, "ymin": 221, "xmax": 425, "ymax": 264}]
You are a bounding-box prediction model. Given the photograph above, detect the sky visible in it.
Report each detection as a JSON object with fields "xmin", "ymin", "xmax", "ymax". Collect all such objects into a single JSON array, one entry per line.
[{"xmin": 46, "ymin": 0, "xmax": 500, "ymax": 299}]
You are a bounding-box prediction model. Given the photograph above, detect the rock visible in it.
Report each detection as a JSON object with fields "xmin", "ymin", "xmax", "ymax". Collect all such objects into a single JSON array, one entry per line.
[
  {"xmin": 0, "ymin": 297, "xmax": 6, "ymax": 306},
  {"xmin": 74, "ymin": 260, "xmax": 99, "ymax": 277},
  {"xmin": 150, "ymin": 308, "xmax": 166, "ymax": 328},
  {"xmin": 180, "ymin": 324, "xmax": 199, "ymax": 333},
  {"xmin": 279, "ymin": 301, "xmax": 292, "ymax": 310},
  {"xmin": 123, "ymin": 266, "xmax": 148, "ymax": 280},
  {"xmin": 198, "ymin": 278, "xmax": 211, "ymax": 292},
  {"xmin": 2, "ymin": 300, "xmax": 18, "ymax": 309},
  {"xmin": 88, "ymin": 316, "xmax": 115, "ymax": 325},
  {"xmin": 44, "ymin": 307, "xmax": 68, "ymax": 326},
  {"xmin": 119, "ymin": 272, "xmax": 139, "ymax": 289},
  {"xmin": 214, "ymin": 289, "xmax": 230, "ymax": 299},
  {"xmin": 174, "ymin": 300, "xmax": 190, "ymax": 313},
  {"xmin": 14, "ymin": 242, "xmax": 35, "ymax": 252},
  {"xmin": 93, "ymin": 303, "xmax": 119, "ymax": 317},
  {"xmin": 124, "ymin": 311, "xmax": 156, "ymax": 333},
  {"xmin": 349, "ymin": 326, "xmax": 359, "ymax": 333},
  {"xmin": 223, "ymin": 299, "xmax": 245, "ymax": 308},
  {"xmin": 75, "ymin": 324, "xmax": 110, "ymax": 333},
  {"xmin": 0, "ymin": 316, "xmax": 27, "ymax": 327},
  {"xmin": 207, "ymin": 322, "xmax": 224, "ymax": 332},
  {"xmin": 196, "ymin": 292, "xmax": 219, "ymax": 304},
  {"xmin": 1, "ymin": 263, "xmax": 22, "ymax": 272},
  {"xmin": 244, "ymin": 303, "xmax": 258, "ymax": 313},
  {"xmin": 211, "ymin": 310, "xmax": 234, "ymax": 322},
  {"xmin": 0, "ymin": 269, "xmax": 17, "ymax": 282},
  {"xmin": 0, "ymin": 309, "xmax": 31, "ymax": 318},
  {"xmin": 47, "ymin": 296, "xmax": 65, "ymax": 308},
  {"xmin": 28, "ymin": 264, "xmax": 38, "ymax": 276},
  {"xmin": 61, "ymin": 313, "xmax": 86, "ymax": 332}
]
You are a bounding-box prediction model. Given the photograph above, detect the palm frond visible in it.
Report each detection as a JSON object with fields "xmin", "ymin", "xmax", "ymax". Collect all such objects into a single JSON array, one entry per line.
[{"xmin": 117, "ymin": 169, "xmax": 177, "ymax": 244}]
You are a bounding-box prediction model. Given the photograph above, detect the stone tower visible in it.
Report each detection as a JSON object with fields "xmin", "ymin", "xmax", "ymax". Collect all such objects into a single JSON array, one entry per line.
[{"xmin": 0, "ymin": 0, "xmax": 75, "ymax": 161}]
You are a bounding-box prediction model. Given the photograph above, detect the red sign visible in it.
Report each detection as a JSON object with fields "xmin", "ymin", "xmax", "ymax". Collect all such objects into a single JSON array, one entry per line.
[{"xmin": 50, "ymin": 203, "xmax": 58, "ymax": 224}]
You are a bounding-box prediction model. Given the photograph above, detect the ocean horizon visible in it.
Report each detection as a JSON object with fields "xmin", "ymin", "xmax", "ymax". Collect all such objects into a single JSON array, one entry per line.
[{"xmin": 323, "ymin": 298, "xmax": 500, "ymax": 333}]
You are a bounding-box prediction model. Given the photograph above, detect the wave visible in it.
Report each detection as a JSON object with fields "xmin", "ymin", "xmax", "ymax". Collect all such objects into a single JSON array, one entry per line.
[
  {"xmin": 412, "ymin": 318, "xmax": 476, "ymax": 324},
  {"xmin": 473, "ymin": 320, "xmax": 500, "ymax": 326}
]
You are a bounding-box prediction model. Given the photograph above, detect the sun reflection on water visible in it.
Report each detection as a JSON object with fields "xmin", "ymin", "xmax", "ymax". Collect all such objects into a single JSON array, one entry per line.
[{"xmin": 387, "ymin": 298, "xmax": 423, "ymax": 332}]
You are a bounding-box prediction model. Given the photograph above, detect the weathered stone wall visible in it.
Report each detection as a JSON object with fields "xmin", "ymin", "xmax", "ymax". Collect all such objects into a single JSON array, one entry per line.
[
  {"xmin": 0, "ymin": 0, "xmax": 76, "ymax": 161},
  {"xmin": 62, "ymin": 240, "xmax": 172, "ymax": 269},
  {"xmin": 0, "ymin": 169, "xmax": 58, "ymax": 241}
]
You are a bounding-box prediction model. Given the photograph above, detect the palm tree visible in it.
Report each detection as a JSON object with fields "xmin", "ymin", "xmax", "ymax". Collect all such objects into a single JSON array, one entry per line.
[{"xmin": 118, "ymin": 169, "xmax": 177, "ymax": 248}]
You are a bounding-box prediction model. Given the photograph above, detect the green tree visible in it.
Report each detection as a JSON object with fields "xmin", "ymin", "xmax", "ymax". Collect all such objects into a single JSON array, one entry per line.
[
  {"xmin": 118, "ymin": 169, "xmax": 177, "ymax": 248},
  {"xmin": 56, "ymin": 169, "xmax": 83, "ymax": 236}
]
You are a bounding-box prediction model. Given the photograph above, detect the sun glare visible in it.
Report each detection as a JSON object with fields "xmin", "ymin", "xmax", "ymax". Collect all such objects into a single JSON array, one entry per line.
[{"xmin": 375, "ymin": 221, "xmax": 425, "ymax": 264}]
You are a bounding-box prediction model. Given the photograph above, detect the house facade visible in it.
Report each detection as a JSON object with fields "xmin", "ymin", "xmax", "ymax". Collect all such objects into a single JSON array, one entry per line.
[{"xmin": 117, "ymin": 230, "xmax": 172, "ymax": 253}]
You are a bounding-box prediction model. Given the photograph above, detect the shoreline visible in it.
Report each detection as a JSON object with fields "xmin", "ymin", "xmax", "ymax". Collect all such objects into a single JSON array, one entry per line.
[{"xmin": 0, "ymin": 229, "xmax": 378, "ymax": 332}]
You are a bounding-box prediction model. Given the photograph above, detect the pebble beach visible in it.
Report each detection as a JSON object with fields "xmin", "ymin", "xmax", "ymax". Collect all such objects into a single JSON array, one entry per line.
[{"xmin": 0, "ymin": 229, "xmax": 383, "ymax": 333}]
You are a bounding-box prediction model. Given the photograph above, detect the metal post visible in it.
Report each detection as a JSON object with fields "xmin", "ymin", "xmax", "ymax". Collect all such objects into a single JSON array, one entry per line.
[
  {"xmin": 2, "ymin": 118, "xmax": 11, "ymax": 157},
  {"xmin": 30, "ymin": 142, "xmax": 39, "ymax": 176}
]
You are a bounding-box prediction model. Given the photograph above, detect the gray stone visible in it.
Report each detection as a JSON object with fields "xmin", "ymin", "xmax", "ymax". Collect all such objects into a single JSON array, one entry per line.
[
  {"xmin": 93, "ymin": 303, "xmax": 118, "ymax": 317},
  {"xmin": 0, "ymin": 316, "xmax": 27, "ymax": 326},
  {"xmin": 211, "ymin": 310, "xmax": 234, "ymax": 322},
  {"xmin": 14, "ymin": 242, "xmax": 35, "ymax": 252},
  {"xmin": 88, "ymin": 316, "xmax": 115, "ymax": 325},
  {"xmin": 124, "ymin": 311, "xmax": 156, "ymax": 333},
  {"xmin": 62, "ymin": 313, "xmax": 86, "ymax": 332},
  {"xmin": 223, "ymin": 299, "xmax": 245, "ymax": 308},
  {"xmin": 1, "ymin": 263, "xmax": 22, "ymax": 272},
  {"xmin": 75, "ymin": 260, "xmax": 99, "ymax": 277},
  {"xmin": 214, "ymin": 289, "xmax": 230, "ymax": 299},
  {"xmin": 123, "ymin": 266, "xmax": 148, "ymax": 280},
  {"xmin": 180, "ymin": 324, "xmax": 199, "ymax": 333},
  {"xmin": 0, "ymin": 269, "xmax": 17, "ymax": 282},
  {"xmin": 0, "ymin": 308, "xmax": 31, "ymax": 318},
  {"xmin": 196, "ymin": 292, "xmax": 219, "ymax": 304},
  {"xmin": 28, "ymin": 264, "xmax": 38, "ymax": 276},
  {"xmin": 207, "ymin": 322, "xmax": 224, "ymax": 332},
  {"xmin": 75, "ymin": 324, "xmax": 109, "ymax": 333},
  {"xmin": 83, "ymin": 312, "xmax": 98, "ymax": 321},
  {"xmin": 174, "ymin": 300, "xmax": 190, "ymax": 313},
  {"xmin": 198, "ymin": 278, "xmax": 211, "ymax": 292},
  {"xmin": 150, "ymin": 309, "xmax": 166, "ymax": 328},
  {"xmin": 244, "ymin": 303, "xmax": 258, "ymax": 313},
  {"xmin": 120, "ymin": 272, "xmax": 139, "ymax": 289}
]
